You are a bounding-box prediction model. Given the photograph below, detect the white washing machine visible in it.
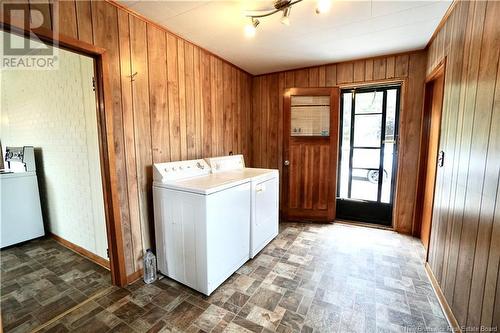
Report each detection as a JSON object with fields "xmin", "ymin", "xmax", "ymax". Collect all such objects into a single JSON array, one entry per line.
[
  {"xmin": 1, "ymin": 146, "xmax": 45, "ymax": 248},
  {"xmin": 152, "ymin": 159, "xmax": 251, "ymax": 295},
  {"xmin": 205, "ymin": 155, "xmax": 279, "ymax": 258}
]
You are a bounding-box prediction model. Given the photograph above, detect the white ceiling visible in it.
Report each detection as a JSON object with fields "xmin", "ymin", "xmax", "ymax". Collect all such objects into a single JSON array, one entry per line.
[{"xmin": 118, "ymin": 0, "xmax": 451, "ymax": 75}]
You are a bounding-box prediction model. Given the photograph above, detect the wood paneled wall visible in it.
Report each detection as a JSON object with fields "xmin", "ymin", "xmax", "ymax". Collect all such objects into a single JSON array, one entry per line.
[
  {"xmin": 426, "ymin": 0, "xmax": 500, "ymax": 329},
  {"xmin": 7, "ymin": 0, "xmax": 252, "ymax": 277},
  {"xmin": 251, "ymin": 51, "xmax": 427, "ymax": 234}
]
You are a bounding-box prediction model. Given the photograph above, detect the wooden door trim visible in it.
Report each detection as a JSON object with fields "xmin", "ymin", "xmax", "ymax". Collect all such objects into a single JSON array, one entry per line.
[
  {"xmin": 413, "ymin": 58, "xmax": 446, "ymax": 259},
  {"xmin": 425, "ymin": 59, "xmax": 447, "ymax": 83},
  {"xmin": 0, "ymin": 23, "xmax": 128, "ymax": 287},
  {"xmin": 282, "ymin": 87, "xmax": 339, "ymax": 222},
  {"xmin": 338, "ymin": 78, "xmax": 405, "ymax": 89}
]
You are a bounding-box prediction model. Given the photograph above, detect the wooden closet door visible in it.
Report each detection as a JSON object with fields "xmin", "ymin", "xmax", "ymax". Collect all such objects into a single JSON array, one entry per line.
[
  {"xmin": 282, "ymin": 87, "xmax": 340, "ymax": 222},
  {"xmin": 419, "ymin": 70, "xmax": 445, "ymax": 251}
]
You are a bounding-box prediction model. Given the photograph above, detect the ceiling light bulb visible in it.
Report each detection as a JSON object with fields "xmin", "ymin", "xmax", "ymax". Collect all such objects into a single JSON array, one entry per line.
[
  {"xmin": 281, "ymin": 7, "xmax": 291, "ymax": 26},
  {"xmin": 315, "ymin": 0, "xmax": 331, "ymax": 14},
  {"xmin": 244, "ymin": 18, "xmax": 259, "ymax": 38}
]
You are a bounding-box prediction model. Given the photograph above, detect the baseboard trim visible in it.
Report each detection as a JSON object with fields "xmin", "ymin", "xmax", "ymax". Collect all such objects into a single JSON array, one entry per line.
[
  {"xmin": 127, "ymin": 269, "xmax": 143, "ymax": 284},
  {"xmin": 49, "ymin": 233, "xmax": 110, "ymax": 270},
  {"xmin": 424, "ymin": 262, "xmax": 461, "ymax": 332}
]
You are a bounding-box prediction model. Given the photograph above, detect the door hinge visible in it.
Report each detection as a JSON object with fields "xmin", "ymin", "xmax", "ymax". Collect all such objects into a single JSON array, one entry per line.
[
  {"xmin": 92, "ymin": 77, "xmax": 96, "ymax": 91},
  {"xmin": 106, "ymin": 248, "xmax": 109, "ymax": 258}
]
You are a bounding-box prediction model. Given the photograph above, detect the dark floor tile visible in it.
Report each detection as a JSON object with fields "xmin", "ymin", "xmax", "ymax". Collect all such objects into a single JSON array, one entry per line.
[
  {"xmin": 387, "ymin": 308, "xmax": 425, "ymax": 329},
  {"xmin": 423, "ymin": 312, "xmax": 450, "ymax": 331},
  {"xmin": 248, "ymin": 288, "xmax": 282, "ymax": 311},
  {"xmin": 145, "ymin": 320, "xmax": 168, "ymax": 333},
  {"xmin": 112, "ymin": 300, "xmax": 147, "ymax": 324},
  {"xmin": 133, "ymin": 304, "xmax": 167, "ymax": 327},
  {"xmin": 1, "ymin": 238, "xmax": 111, "ymax": 333},
  {"xmin": 34, "ymin": 295, "xmax": 79, "ymax": 323},
  {"xmin": 280, "ymin": 310, "xmax": 305, "ymax": 331},
  {"xmin": 108, "ymin": 322, "xmax": 136, "ymax": 333},
  {"xmin": 187, "ymin": 295, "xmax": 211, "ymax": 310},
  {"xmin": 193, "ymin": 304, "xmax": 228, "ymax": 332},
  {"xmin": 221, "ymin": 300, "xmax": 241, "ymax": 314},
  {"xmin": 301, "ymin": 325, "xmax": 313, "ymax": 333},
  {"xmin": 1, "ymin": 264, "xmax": 34, "ymax": 281},
  {"xmin": 1, "ymin": 281, "xmax": 20, "ymax": 297},
  {"xmin": 211, "ymin": 318, "xmax": 231, "ymax": 333},
  {"xmin": 65, "ymin": 288, "xmax": 89, "ymax": 304},
  {"xmin": 3, "ymin": 314, "xmax": 40, "ymax": 333},
  {"xmin": 151, "ymin": 289, "xmax": 184, "ymax": 309},
  {"xmin": 96, "ymin": 288, "xmax": 131, "ymax": 308},
  {"xmin": 163, "ymin": 300, "xmax": 205, "ymax": 330},
  {"xmin": 16, "ymin": 223, "xmax": 451, "ymax": 333},
  {"xmin": 279, "ymin": 290, "xmax": 303, "ymax": 312},
  {"xmin": 70, "ymin": 306, "xmax": 105, "ymax": 329},
  {"xmin": 273, "ymin": 276, "xmax": 299, "ymax": 291},
  {"xmin": 251, "ymin": 266, "xmax": 272, "ymax": 280},
  {"xmin": 71, "ymin": 316, "xmax": 111, "ymax": 333},
  {"xmin": 40, "ymin": 322, "xmax": 70, "ymax": 333},
  {"xmin": 274, "ymin": 325, "xmax": 291, "ymax": 333},
  {"xmin": 232, "ymin": 315, "xmax": 264, "ymax": 333},
  {"xmin": 228, "ymin": 291, "xmax": 250, "ymax": 307},
  {"xmin": 246, "ymin": 280, "xmax": 263, "ymax": 295}
]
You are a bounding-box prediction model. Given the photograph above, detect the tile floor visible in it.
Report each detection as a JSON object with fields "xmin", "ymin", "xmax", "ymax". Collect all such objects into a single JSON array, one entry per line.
[
  {"xmin": 35, "ymin": 222, "xmax": 450, "ymax": 333},
  {"xmin": 0, "ymin": 238, "xmax": 112, "ymax": 333}
]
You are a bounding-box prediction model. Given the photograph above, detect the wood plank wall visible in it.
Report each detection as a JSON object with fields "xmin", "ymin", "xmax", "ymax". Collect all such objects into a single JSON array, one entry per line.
[
  {"xmin": 251, "ymin": 51, "xmax": 427, "ymax": 234},
  {"xmin": 6, "ymin": 0, "xmax": 252, "ymax": 277},
  {"xmin": 426, "ymin": 0, "xmax": 500, "ymax": 329}
]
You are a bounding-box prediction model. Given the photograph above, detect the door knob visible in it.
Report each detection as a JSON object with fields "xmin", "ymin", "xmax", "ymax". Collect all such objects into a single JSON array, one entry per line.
[{"xmin": 284, "ymin": 160, "xmax": 290, "ymax": 166}]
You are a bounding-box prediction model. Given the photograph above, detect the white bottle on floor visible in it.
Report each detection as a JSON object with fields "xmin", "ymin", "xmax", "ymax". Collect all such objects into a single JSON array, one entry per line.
[{"xmin": 143, "ymin": 249, "xmax": 157, "ymax": 284}]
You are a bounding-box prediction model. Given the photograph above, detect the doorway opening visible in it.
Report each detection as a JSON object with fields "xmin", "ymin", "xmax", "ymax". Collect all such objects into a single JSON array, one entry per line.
[
  {"xmin": 414, "ymin": 60, "xmax": 446, "ymax": 252},
  {"xmin": 0, "ymin": 23, "xmax": 126, "ymax": 331},
  {"xmin": 336, "ymin": 85, "xmax": 401, "ymax": 226}
]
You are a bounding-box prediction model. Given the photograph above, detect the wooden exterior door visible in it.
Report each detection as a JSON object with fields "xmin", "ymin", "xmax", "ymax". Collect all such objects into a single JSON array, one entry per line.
[
  {"xmin": 282, "ymin": 87, "xmax": 340, "ymax": 222},
  {"xmin": 415, "ymin": 62, "xmax": 445, "ymax": 251}
]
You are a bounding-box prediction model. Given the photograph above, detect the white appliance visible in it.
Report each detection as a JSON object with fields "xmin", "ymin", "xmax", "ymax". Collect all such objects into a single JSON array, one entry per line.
[
  {"xmin": 153, "ymin": 159, "xmax": 251, "ymax": 295},
  {"xmin": 1, "ymin": 146, "xmax": 45, "ymax": 248},
  {"xmin": 205, "ymin": 155, "xmax": 279, "ymax": 258}
]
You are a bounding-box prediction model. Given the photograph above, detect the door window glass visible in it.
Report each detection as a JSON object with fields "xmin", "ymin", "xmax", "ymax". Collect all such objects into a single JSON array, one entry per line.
[
  {"xmin": 355, "ymin": 91, "xmax": 383, "ymax": 114},
  {"xmin": 339, "ymin": 93, "xmax": 352, "ymax": 198},
  {"xmin": 381, "ymin": 89, "xmax": 398, "ymax": 203},
  {"xmin": 352, "ymin": 148, "xmax": 380, "ymax": 169},
  {"xmin": 353, "ymin": 114, "xmax": 382, "ymax": 147},
  {"xmin": 291, "ymin": 95, "xmax": 330, "ymax": 136}
]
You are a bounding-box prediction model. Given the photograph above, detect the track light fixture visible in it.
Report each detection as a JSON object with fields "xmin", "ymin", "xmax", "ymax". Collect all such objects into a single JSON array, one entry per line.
[
  {"xmin": 280, "ymin": 7, "xmax": 291, "ymax": 26},
  {"xmin": 315, "ymin": 0, "xmax": 331, "ymax": 14},
  {"xmin": 243, "ymin": 0, "xmax": 331, "ymax": 36},
  {"xmin": 244, "ymin": 18, "xmax": 260, "ymax": 38}
]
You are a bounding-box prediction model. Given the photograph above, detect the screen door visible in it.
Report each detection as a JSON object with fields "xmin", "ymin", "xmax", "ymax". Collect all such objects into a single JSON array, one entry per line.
[{"xmin": 336, "ymin": 85, "xmax": 400, "ymax": 226}]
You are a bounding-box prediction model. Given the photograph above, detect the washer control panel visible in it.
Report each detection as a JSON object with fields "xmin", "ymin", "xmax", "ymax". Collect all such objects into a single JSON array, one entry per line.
[
  {"xmin": 153, "ymin": 159, "xmax": 211, "ymax": 182},
  {"xmin": 205, "ymin": 155, "xmax": 245, "ymax": 173}
]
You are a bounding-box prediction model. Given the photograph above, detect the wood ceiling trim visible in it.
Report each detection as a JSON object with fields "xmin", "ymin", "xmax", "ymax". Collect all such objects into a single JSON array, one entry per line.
[{"xmin": 426, "ymin": 0, "xmax": 458, "ymax": 49}]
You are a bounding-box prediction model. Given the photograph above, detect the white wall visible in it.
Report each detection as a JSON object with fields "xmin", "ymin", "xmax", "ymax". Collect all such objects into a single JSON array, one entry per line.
[{"xmin": 0, "ymin": 35, "xmax": 108, "ymax": 260}]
